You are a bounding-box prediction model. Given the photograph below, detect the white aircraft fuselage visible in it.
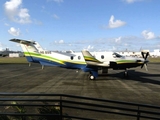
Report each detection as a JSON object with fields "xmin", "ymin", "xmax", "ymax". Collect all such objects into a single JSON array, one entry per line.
[{"xmin": 10, "ymin": 39, "xmax": 149, "ymax": 80}]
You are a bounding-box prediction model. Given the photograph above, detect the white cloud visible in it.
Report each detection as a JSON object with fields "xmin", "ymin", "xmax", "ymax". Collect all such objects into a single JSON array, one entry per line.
[
  {"xmin": 108, "ymin": 15, "xmax": 126, "ymax": 29},
  {"xmin": 8, "ymin": 27, "xmax": 20, "ymax": 36},
  {"xmin": 87, "ymin": 45, "xmax": 94, "ymax": 50},
  {"xmin": 0, "ymin": 43, "xmax": 3, "ymax": 51},
  {"xmin": 33, "ymin": 19, "xmax": 43, "ymax": 25},
  {"xmin": 0, "ymin": 18, "xmax": 5, "ymax": 22},
  {"xmin": 59, "ymin": 40, "xmax": 64, "ymax": 43},
  {"xmin": 123, "ymin": 0, "xmax": 144, "ymax": 4},
  {"xmin": 47, "ymin": 0, "xmax": 63, "ymax": 3},
  {"xmin": 4, "ymin": 23, "xmax": 9, "ymax": 26},
  {"xmin": 55, "ymin": 40, "xmax": 64, "ymax": 44},
  {"xmin": 18, "ymin": 8, "xmax": 31, "ymax": 23},
  {"xmin": 115, "ymin": 37, "xmax": 121, "ymax": 43},
  {"xmin": 4, "ymin": 0, "xmax": 32, "ymax": 24},
  {"xmin": 109, "ymin": 46, "xmax": 117, "ymax": 51},
  {"xmin": 124, "ymin": 43, "xmax": 128, "ymax": 46},
  {"xmin": 53, "ymin": 14, "xmax": 59, "ymax": 19},
  {"xmin": 83, "ymin": 45, "xmax": 94, "ymax": 51},
  {"xmin": 25, "ymin": 29, "xmax": 29, "ymax": 33},
  {"xmin": 53, "ymin": 0, "xmax": 63, "ymax": 3},
  {"xmin": 141, "ymin": 30, "xmax": 155, "ymax": 40},
  {"xmin": 4, "ymin": 0, "xmax": 21, "ymax": 10},
  {"xmin": 42, "ymin": 6, "xmax": 45, "ymax": 10}
]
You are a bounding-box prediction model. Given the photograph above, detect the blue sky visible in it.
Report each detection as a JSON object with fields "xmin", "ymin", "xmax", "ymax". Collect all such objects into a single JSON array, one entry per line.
[{"xmin": 0, "ymin": 0, "xmax": 160, "ymax": 52}]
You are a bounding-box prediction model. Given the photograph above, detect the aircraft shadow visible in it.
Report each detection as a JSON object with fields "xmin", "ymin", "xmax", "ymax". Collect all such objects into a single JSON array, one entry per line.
[{"xmin": 98, "ymin": 70, "xmax": 160, "ymax": 85}]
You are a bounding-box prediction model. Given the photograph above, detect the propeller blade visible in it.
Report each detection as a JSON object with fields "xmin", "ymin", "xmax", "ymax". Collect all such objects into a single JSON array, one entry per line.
[
  {"xmin": 144, "ymin": 64, "xmax": 148, "ymax": 71},
  {"xmin": 141, "ymin": 52, "xmax": 149, "ymax": 71},
  {"xmin": 141, "ymin": 52, "xmax": 145, "ymax": 58},
  {"xmin": 145, "ymin": 52, "xmax": 149, "ymax": 60},
  {"xmin": 141, "ymin": 64, "xmax": 144, "ymax": 69}
]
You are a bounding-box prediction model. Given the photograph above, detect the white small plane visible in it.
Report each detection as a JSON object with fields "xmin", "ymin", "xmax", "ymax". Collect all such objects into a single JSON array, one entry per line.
[{"xmin": 10, "ymin": 39, "xmax": 149, "ymax": 80}]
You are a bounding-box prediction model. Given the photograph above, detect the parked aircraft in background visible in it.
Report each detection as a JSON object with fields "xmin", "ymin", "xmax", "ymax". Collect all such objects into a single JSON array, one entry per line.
[
  {"xmin": 10, "ymin": 39, "xmax": 149, "ymax": 80},
  {"xmin": 0, "ymin": 48, "xmax": 23, "ymax": 57}
]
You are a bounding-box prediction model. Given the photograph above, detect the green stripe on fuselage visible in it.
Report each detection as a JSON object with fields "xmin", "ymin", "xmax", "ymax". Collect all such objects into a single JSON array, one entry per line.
[
  {"xmin": 116, "ymin": 60, "xmax": 141, "ymax": 64},
  {"xmin": 24, "ymin": 52, "xmax": 65, "ymax": 65}
]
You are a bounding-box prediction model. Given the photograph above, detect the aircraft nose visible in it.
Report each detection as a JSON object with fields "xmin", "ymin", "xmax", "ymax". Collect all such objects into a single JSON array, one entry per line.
[
  {"xmin": 144, "ymin": 59, "xmax": 149, "ymax": 63},
  {"xmin": 137, "ymin": 58, "xmax": 149, "ymax": 63},
  {"xmin": 136, "ymin": 59, "xmax": 142, "ymax": 62}
]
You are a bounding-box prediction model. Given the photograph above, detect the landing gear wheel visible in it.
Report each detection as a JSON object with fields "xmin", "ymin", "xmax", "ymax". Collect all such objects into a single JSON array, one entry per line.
[
  {"xmin": 124, "ymin": 71, "xmax": 128, "ymax": 77},
  {"xmin": 89, "ymin": 75, "xmax": 95, "ymax": 80}
]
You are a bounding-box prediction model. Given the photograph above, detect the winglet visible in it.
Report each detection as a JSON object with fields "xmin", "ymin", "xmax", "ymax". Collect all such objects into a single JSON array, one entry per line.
[
  {"xmin": 81, "ymin": 50, "xmax": 102, "ymax": 66},
  {"xmin": 82, "ymin": 50, "xmax": 101, "ymax": 62}
]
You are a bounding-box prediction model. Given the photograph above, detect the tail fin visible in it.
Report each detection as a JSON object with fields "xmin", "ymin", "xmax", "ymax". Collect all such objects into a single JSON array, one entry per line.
[
  {"xmin": 34, "ymin": 41, "xmax": 44, "ymax": 51},
  {"xmin": 10, "ymin": 39, "xmax": 39, "ymax": 63}
]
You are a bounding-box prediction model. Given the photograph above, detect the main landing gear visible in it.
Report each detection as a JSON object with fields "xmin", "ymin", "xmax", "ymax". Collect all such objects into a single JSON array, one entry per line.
[
  {"xmin": 29, "ymin": 62, "xmax": 31, "ymax": 67},
  {"xmin": 41, "ymin": 65, "xmax": 44, "ymax": 69},
  {"xmin": 88, "ymin": 69, "xmax": 108, "ymax": 80},
  {"xmin": 28, "ymin": 62, "xmax": 44, "ymax": 70},
  {"xmin": 89, "ymin": 74, "xmax": 95, "ymax": 80},
  {"xmin": 88, "ymin": 72, "xmax": 96, "ymax": 80}
]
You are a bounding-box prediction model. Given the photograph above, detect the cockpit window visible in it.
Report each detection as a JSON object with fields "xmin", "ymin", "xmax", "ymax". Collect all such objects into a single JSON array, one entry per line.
[{"xmin": 112, "ymin": 53, "xmax": 122, "ymax": 58}]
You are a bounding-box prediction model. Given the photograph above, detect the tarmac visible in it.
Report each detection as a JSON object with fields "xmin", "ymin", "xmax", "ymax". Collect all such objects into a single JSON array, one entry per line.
[{"xmin": 0, "ymin": 63, "xmax": 160, "ymax": 106}]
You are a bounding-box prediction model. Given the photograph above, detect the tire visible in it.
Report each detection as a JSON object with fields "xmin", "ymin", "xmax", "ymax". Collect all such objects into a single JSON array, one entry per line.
[{"xmin": 89, "ymin": 75, "xmax": 95, "ymax": 80}]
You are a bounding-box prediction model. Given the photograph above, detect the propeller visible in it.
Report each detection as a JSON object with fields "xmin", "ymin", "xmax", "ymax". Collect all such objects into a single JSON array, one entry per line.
[{"xmin": 141, "ymin": 52, "xmax": 149, "ymax": 71}]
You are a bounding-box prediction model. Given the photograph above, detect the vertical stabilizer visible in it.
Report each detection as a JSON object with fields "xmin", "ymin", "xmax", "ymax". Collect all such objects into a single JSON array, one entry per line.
[
  {"xmin": 10, "ymin": 39, "xmax": 39, "ymax": 63},
  {"xmin": 34, "ymin": 42, "xmax": 44, "ymax": 51}
]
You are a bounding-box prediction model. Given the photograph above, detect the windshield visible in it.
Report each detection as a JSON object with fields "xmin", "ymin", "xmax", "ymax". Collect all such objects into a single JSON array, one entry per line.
[{"xmin": 112, "ymin": 52, "xmax": 123, "ymax": 58}]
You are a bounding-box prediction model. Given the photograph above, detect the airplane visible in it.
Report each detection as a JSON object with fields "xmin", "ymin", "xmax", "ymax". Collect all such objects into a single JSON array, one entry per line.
[{"xmin": 10, "ymin": 38, "xmax": 149, "ymax": 80}]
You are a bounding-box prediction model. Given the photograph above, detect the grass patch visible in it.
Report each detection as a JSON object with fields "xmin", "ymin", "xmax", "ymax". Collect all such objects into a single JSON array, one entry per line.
[
  {"xmin": 0, "ymin": 57, "xmax": 28, "ymax": 64},
  {"xmin": 148, "ymin": 57, "xmax": 160, "ymax": 63}
]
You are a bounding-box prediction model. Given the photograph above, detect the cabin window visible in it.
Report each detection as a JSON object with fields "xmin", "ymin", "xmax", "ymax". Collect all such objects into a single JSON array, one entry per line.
[
  {"xmin": 78, "ymin": 56, "xmax": 81, "ymax": 60},
  {"xmin": 101, "ymin": 55, "xmax": 104, "ymax": 59},
  {"xmin": 71, "ymin": 56, "xmax": 74, "ymax": 60}
]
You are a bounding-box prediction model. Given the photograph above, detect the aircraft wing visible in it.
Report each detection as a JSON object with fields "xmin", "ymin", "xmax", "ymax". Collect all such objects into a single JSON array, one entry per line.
[
  {"xmin": 81, "ymin": 50, "xmax": 109, "ymax": 67},
  {"xmin": 10, "ymin": 39, "xmax": 36, "ymax": 45}
]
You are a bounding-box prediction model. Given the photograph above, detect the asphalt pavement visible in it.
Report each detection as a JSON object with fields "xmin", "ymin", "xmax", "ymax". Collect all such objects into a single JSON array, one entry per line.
[{"xmin": 0, "ymin": 63, "xmax": 160, "ymax": 106}]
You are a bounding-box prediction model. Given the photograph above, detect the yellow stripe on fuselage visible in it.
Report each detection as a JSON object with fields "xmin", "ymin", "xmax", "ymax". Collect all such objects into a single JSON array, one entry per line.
[
  {"xmin": 84, "ymin": 56, "xmax": 101, "ymax": 63},
  {"xmin": 24, "ymin": 52, "xmax": 65, "ymax": 65}
]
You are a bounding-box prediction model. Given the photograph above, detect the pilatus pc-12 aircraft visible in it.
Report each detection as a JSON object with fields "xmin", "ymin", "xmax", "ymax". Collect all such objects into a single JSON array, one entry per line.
[{"xmin": 10, "ymin": 39, "xmax": 149, "ymax": 80}]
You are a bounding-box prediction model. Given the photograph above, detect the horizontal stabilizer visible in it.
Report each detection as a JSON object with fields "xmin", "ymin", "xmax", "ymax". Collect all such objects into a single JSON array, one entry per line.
[
  {"xmin": 10, "ymin": 39, "xmax": 36, "ymax": 45},
  {"xmin": 10, "ymin": 38, "xmax": 39, "ymax": 56}
]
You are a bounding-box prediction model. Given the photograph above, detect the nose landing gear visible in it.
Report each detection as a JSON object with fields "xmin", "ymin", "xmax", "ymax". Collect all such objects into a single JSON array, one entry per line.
[
  {"xmin": 89, "ymin": 74, "xmax": 95, "ymax": 80},
  {"xmin": 124, "ymin": 69, "xmax": 128, "ymax": 77}
]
